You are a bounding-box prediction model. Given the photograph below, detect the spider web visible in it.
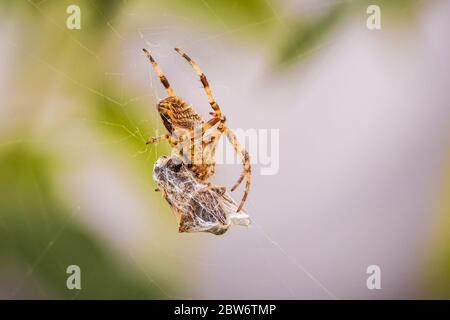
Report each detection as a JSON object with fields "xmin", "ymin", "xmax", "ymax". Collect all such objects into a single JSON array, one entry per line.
[{"xmin": 5, "ymin": 0, "xmax": 344, "ymax": 300}]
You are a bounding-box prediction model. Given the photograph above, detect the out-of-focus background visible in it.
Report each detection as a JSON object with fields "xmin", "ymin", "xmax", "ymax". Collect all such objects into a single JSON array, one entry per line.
[{"xmin": 0, "ymin": 0, "xmax": 449, "ymax": 299}]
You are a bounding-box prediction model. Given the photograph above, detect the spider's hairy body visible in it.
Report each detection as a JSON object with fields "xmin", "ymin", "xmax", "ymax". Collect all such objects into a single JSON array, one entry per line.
[
  {"xmin": 157, "ymin": 96, "xmax": 217, "ymax": 181},
  {"xmin": 143, "ymin": 47, "xmax": 251, "ymax": 212},
  {"xmin": 158, "ymin": 96, "xmax": 203, "ymax": 133}
]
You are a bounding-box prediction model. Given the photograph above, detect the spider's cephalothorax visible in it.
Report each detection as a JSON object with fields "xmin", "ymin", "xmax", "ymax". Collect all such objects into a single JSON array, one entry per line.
[
  {"xmin": 157, "ymin": 96, "xmax": 203, "ymax": 133},
  {"xmin": 143, "ymin": 48, "xmax": 250, "ymax": 212}
]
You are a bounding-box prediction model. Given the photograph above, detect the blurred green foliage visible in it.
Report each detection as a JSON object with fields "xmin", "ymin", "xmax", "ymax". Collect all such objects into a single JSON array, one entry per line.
[
  {"xmin": 165, "ymin": 0, "xmax": 274, "ymax": 31},
  {"xmin": 424, "ymin": 161, "xmax": 450, "ymax": 298},
  {"xmin": 0, "ymin": 145, "xmax": 163, "ymax": 299},
  {"xmin": 278, "ymin": 0, "xmax": 417, "ymax": 66},
  {"xmin": 279, "ymin": 2, "xmax": 347, "ymax": 66}
]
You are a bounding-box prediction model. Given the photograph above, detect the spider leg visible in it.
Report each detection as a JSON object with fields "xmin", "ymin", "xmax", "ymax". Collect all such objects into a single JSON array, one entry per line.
[
  {"xmin": 221, "ymin": 126, "xmax": 251, "ymax": 212},
  {"xmin": 207, "ymin": 183, "xmax": 226, "ymax": 195},
  {"xmin": 171, "ymin": 117, "xmax": 221, "ymax": 166},
  {"xmin": 146, "ymin": 133, "xmax": 178, "ymax": 145},
  {"xmin": 198, "ymin": 128, "xmax": 222, "ymax": 166},
  {"xmin": 143, "ymin": 48, "xmax": 175, "ymax": 97},
  {"xmin": 187, "ymin": 117, "xmax": 222, "ymax": 165},
  {"xmin": 201, "ymin": 116, "xmax": 221, "ymax": 132},
  {"xmin": 146, "ymin": 133, "xmax": 180, "ymax": 148},
  {"xmin": 174, "ymin": 48, "xmax": 224, "ymax": 120},
  {"xmin": 231, "ymin": 173, "xmax": 245, "ymax": 192},
  {"xmin": 146, "ymin": 133, "xmax": 169, "ymax": 144}
]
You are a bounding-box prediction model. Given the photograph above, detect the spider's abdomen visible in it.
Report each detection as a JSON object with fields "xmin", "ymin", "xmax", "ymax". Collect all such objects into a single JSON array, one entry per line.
[{"xmin": 158, "ymin": 96, "xmax": 203, "ymax": 132}]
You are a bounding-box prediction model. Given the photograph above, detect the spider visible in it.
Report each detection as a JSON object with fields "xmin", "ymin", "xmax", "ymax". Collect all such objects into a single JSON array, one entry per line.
[{"xmin": 143, "ymin": 47, "xmax": 250, "ymax": 212}]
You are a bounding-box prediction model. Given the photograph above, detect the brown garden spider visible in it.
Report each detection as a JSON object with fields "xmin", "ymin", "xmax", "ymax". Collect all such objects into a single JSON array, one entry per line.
[{"xmin": 143, "ymin": 47, "xmax": 250, "ymax": 212}]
